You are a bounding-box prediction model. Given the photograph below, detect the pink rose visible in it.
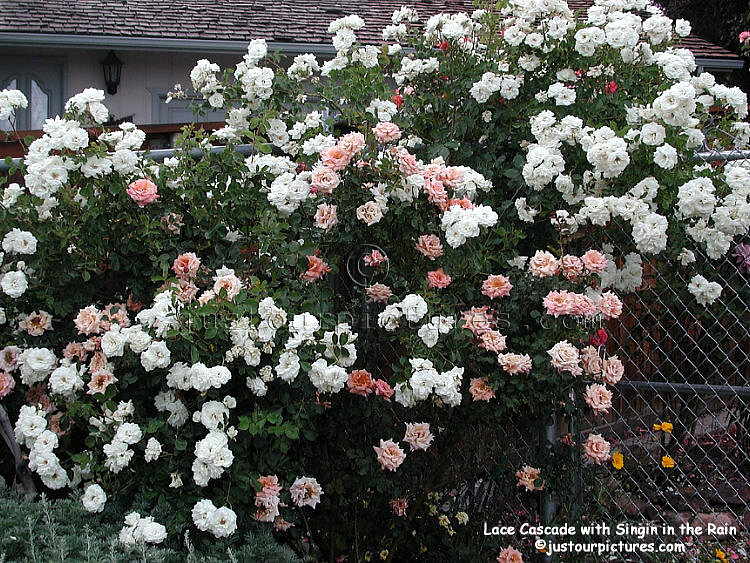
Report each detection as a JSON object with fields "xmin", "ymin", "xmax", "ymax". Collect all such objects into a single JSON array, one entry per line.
[
  {"xmin": 584, "ymin": 383, "xmax": 613, "ymax": 415},
  {"xmin": 347, "ymin": 369, "xmax": 374, "ymax": 397},
  {"xmin": 571, "ymin": 294, "xmax": 597, "ymax": 317},
  {"xmin": 390, "ymin": 498, "xmax": 408, "ymax": 516},
  {"xmin": 74, "ymin": 305, "xmax": 103, "ymax": 335},
  {"xmin": 415, "ymin": 234, "xmax": 443, "ymax": 260},
  {"xmin": 172, "ymin": 252, "xmax": 201, "ymax": 280},
  {"xmin": 437, "ymin": 166, "xmax": 463, "ymax": 188},
  {"xmin": 301, "ymin": 254, "xmax": 331, "ymax": 283},
  {"xmin": 581, "ymin": 346, "xmax": 602, "ymax": 376},
  {"xmin": 126, "ymin": 179, "xmax": 160, "ymax": 207},
  {"xmin": 320, "ymin": 146, "xmax": 351, "ymax": 171},
  {"xmin": 423, "ymin": 178, "xmax": 448, "ymax": 209},
  {"xmin": 497, "ymin": 546, "xmax": 524, "ymax": 563},
  {"xmin": 372, "ymin": 122, "xmax": 402, "ymax": 143},
  {"xmin": 213, "ymin": 274, "xmax": 242, "ymax": 301},
  {"xmin": 598, "ymin": 291, "xmax": 622, "ymax": 319},
  {"xmin": 0, "ymin": 345, "xmax": 20, "ymax": 372},
  {"xmin": 366, "ymin": 283, "xmax": 392, "ymax": 303},
  {"xmin": 561, "ymin": 255, "xmax": 584, "ymax": 281},
  {"xmin": 374, "ymin": 439, "xmax": 406, "ymax": 471},
  {"xmin": 356, "ymin": 201, "xmax": 383, "ymax": 225},
  {"xmin": 528, "ymin": 250, "xmax": 560, "ymax": 277},
  {"xmin": 397, "ymin": 149, "xmax": 421, "ymax": 176},
  {"xmin": 314, "ymin": 203, "xmax": 339, "ymax": 232},
  {"xmin": 372, "ymin": 379, "xmax": 394, "ymax": 401},
  {"xmin": 0, "ymin": 371, "xmax": 15, "ymax": 398},
  {"xmin": 543, "ymin": 290, "xmax": 574, "ymax": 317},
  {"xmin": 478, "ymin": 330, "xmax": 507, "ymax": 353},
  {"xmin": 427, "ymin": 268, "xmax": 451, "ymax": 289},
  {"xmin": 482, "ymin": 274, "xmax": 513, "ymax": 299},
  {"xmin": 601, "ymin": 355, "xmax": 624, "ymax": 385},
  {"xmin": 363, "ymin": 250, "xmax": 388, "ymax": 268},
  {"xmin": 403, "ymin": 422, "xmax": 434, "ymax": 451},
  {"xmin": 740, "ymin": 31, "xmax": 750, "ymax": 43},
  {"xmin": 498, "ymin": 353, "xmax": 533, "ymax": 375},
  {"xmin": 547, "ymin": 340, "xmax": 582, "ymax": 376},
  {"xmin": 469, "ymin": 377, "xmax": 495, "ymax": 402},
  {"xmin": 289, "ymin": 476, "xmax": 323, "ymax": 509},
  {"xmin": 310, "ymin": 166, "xmax": 340, "ymax": 194},
  {"xmin": 338, "ymin": 132, "xmax": 366, "ymax": 156},
  {"xmin": 583, "ymin": 433, "xmax": 611, "ymax": 464},
  {"xmin": 581, "ymin": 250, "xmax": 608, "ymax": 274},
  {"xmin": 461, "ymin": 306, "xmax": 494, "ymax": 336},
  {"xmin": 515, "ymin": 465, "xmax": 544, "ymax": 491}
]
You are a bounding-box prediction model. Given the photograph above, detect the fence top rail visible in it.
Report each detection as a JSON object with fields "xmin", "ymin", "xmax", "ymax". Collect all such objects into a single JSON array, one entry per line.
[
  {"xmin": 3, "ymin": 145, "xmax": 750, "ymax": 172},
  {"xmin": 616, "ymin": 380, "xmax": 750, "ymax": 397}
]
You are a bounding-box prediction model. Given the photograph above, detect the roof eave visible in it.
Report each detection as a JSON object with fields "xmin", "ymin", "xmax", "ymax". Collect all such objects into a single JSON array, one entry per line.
[
  {"xmin": 695, "ymin": 57, "xmax": 745, "ymax": 71},
  {"xmin": 0, "ymin": 32, "xmax": 337, "ymax": 55}
]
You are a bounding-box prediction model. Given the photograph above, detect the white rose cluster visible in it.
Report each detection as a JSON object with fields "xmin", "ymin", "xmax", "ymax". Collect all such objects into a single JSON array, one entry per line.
[
  {"xmin": 119, "ymin": 512, "xmax": 168, "ymax": 546},
  {"xmin": 17, "ymin": 347, "xmax": 56, "ymax": 386},
  {"xmin": 192, "ymin": 499, "xmax": 238, "ymax": 538},
  {"xmin": 440, "ymin": 204, "xmax": 498, "ymax": 248},
  {"xmin": 393, "ymin": 358, "xmax": 464, "ymax": 407},
  {"xmin": 154, "ymin": 390, "xmax": 190, "ymax": 428},
  {"xmin": 192, "ymin": 431, "xmax": 234, "ymax": 487},
  {"xmin": 377, "ymin": 293, "xmax": 428, "ymax": 331},
  {"xmin": 0, "ymin": 88, "xmax": 28, "ymax": 119},
  {"xmin": 417, "ymin": 315, "xmax": 455, "ymax": 348}
]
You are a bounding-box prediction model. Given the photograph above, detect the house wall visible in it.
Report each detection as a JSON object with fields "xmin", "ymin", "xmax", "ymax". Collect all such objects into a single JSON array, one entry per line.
[{"xmin": 1, "ymin": 46, "xmax": 245, "ymax": 125}]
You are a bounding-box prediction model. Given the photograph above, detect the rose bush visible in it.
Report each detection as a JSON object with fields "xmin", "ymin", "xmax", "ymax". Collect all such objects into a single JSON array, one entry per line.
[{"xmin": 1, "ymin": 0, "xmax": 748, "ymax": 560}]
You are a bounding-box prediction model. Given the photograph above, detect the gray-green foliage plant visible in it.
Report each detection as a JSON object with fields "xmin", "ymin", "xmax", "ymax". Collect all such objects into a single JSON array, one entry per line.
[{"xmin": 0, "ymin": 480, "xmax": 301, "ymax": 563}]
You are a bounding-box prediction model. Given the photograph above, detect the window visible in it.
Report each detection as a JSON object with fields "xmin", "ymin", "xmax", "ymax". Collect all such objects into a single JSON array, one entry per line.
[
  {"xmin": 151, "ymin": 89, "xmax": 226, "ymax": 124},
  {"xmin": 0, "ymin": 59, "xmax": 63, "ymax": 131}
]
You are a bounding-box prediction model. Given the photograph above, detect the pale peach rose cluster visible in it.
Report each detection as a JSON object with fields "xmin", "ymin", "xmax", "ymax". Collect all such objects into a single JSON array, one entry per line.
[
  {"xmin": 469, "ymin": 377, "xmax": 495, "ymax": 402},
  {"xmin": 497, "ymin": 352, "xmax": 533, "ymax": 375},
  {"xmin": 18, "ymin": 310, "xmax": 53, "ymax": 336},
  {"xmin": 347, "ymin": 369, "xmax": 394, "ymax": 401},
  {"xmin": 529, "ymin": 249, "xmax": 608, "ymax": 279},
  {"xmin": 515, "ymin": 465, "xmax": 544, "ymax": 491},
  {"xmin": 255, "ymin": 475, "xmax": 282, "ymax": 522},
  {"xmin": 583, "ymin": 433, "xmax": 611, "ymax": 464},
  {"xmin": 584, "ymin": 383, "xmax": 613, "ymax": 415},
  {"xmin": 462, "ymin": 306, "xmax": 509, "ymax": 354},
  {"xmin": 420, "ymin": 159, "xmax": 465, "ymax": 211},
  {"xmin": 74, "ymin": 303, "xmax": 130, "ymax": 336},
  {"xmin": 415, "ymin": 234, "xmax": 443, "ymax": 260},
  {"xmin": 597, "ymin": 291, "xmax": 623, "ymax": 319},
  {"xmin": 482, "ymin": 274, "xmax": 513, "ymax": 299},
  {"xmin": 0, "ymin": 345, "xmax": 20, "ymax": 372},
  {"xmin": 320, "ymin": 131, "xmax": 366, "ymax": 171},
  {"xmin": 547, "ymin": 340, "xmax": 582, "ymax": 376},
  {"xmin": 542, "ymin": 290, "xmax": 597, "ymax": 318}
]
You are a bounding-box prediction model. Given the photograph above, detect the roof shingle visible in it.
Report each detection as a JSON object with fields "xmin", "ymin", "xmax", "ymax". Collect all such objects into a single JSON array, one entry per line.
[{"xmin": 0, "ymin": 0, "xmax": 739, "ymax": 60}]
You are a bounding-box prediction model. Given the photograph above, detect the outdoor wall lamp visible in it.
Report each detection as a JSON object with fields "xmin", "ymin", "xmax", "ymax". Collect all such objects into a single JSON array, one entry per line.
[{"xmin": 101, "ymin": 50, "xmax": 124, "ymax": 95}]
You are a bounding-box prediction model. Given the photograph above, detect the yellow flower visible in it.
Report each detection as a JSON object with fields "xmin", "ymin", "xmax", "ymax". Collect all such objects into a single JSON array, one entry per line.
[
  {"xmin": 379, "ymin": 549, "xmax": 389, "ymax": 560},
  {"xmin": 653, "ymin": 421, "xmax": 673, "ymax": 433},
  {"xmin": 427, "ymin": 492, "xmax": 439, "ymax": 502},
  {"xmin": 456, "ymin": 511, "xmax": 469, "ymax": 525},
  {"xmin": 438, "ymin": 515, "xmax": 450, "ymax": 528},
  {"xmin": 428, "ymin": 504, "xmax": 438, "ymax": 516},
  {"xmin": 661, "ymin": 455, "xmax": 675, "ymax": 468},
  {"xmin": 364, "ymin": 553, "xmax": 372, "ymax": 562},
  {"xmin": 446, "ymin": 526, "xmax": 456, "ymax": 536},
  {"xmin": 419, "ymin": 545, "xmax": 427, "ymax": 554},
  {"xmin": 715, "ymin": 548, "xmax": 728, "ymax": 563},
  {"xmin": 612, "ymin": 451, "xmax": 624, "ymax": 470}
]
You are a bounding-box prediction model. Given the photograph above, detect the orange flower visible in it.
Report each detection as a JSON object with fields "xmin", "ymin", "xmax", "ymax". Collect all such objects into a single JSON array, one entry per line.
[
  {"xmin": 612, "ymin": 451, "xmax": 624, "ymax": 470},
  {"xmin": 661, "ymin": 455, "xmax": 675, "ymax": 468}
]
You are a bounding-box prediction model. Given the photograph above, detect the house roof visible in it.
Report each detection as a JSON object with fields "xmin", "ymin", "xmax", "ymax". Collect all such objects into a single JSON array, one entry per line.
[{"xmin": 0, "ymin": 0, "xmax": 741, "ymax": 63}]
